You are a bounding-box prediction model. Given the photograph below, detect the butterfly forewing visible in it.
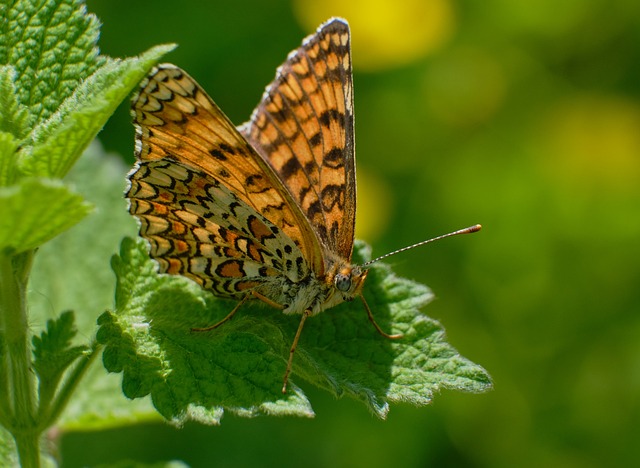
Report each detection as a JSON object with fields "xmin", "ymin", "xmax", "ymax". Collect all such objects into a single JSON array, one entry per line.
[
  {"xmin": 240, "ymin": 18, "xmax": 356, "ymax": 263},
  {"xmin": 131, "ymin": 65, "xmax": 324, "ymax": 274}
]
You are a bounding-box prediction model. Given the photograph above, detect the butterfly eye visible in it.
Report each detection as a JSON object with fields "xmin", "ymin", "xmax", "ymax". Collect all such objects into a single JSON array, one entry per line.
[{"xmin": 335, "ymin": 273, "xmax": 352, "ymax": 292}]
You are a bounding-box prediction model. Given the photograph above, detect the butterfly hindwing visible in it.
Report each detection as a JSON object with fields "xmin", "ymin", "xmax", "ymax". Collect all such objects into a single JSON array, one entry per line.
[
  {"xmin": 128, "ymin": 158, "xmax": 310, "ymax": 297},
  {"xmin": 240, "ymin": 18, "xmax": 356, "ymax": 263}
]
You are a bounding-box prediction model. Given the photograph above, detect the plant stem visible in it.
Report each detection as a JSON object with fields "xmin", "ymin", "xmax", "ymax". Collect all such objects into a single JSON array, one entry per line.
[
  {"xmin": 0, "ymin": 250, "xmax": 40, "ymax": 467},
  {"xmin": 13, "ymin": 430, "xmax": 40, "ymax": 468}
]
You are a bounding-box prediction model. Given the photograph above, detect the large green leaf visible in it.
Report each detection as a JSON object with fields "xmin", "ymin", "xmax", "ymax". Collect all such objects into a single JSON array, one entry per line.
[{"xmin": 98, "ymin": 237, "xmax": 492, "ymax": 423}]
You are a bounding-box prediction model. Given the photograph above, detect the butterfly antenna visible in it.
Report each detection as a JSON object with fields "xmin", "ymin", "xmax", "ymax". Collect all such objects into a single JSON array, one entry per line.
[{"xmin": 362, "ymin": 224, "xmax": 482, "ymax": 267}]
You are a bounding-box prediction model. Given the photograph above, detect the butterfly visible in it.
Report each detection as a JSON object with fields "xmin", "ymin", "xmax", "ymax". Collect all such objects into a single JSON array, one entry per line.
[{"xmin": 126, "ymin": 17, "xmax": 480, "ymax": 393}]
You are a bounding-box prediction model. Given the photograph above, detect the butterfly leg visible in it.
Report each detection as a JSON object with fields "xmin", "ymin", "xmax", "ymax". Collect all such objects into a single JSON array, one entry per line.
[
  {"xmin": 250, "ymin": 290, "xmax": 286, "ymax": 310},
  {"xmin": 359, "ymin": 294, "xmax": 403, "ymax": 340},
  {"xmin": 191, "ymin": 295, "xmax": 251, "ymax": 332},
  {"xmin": 282, "ymin": 309, "xmax": 311, "ymax": 394},
  {"xmin": 248, "ymin": 291, "xmax": 302, "ymax": 394}
]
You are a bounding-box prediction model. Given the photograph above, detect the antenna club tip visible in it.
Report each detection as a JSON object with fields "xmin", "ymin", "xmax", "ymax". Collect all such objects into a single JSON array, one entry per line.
[{"xmin": 362, "ymin": 223, "xmax": 483, "ymax": 266}]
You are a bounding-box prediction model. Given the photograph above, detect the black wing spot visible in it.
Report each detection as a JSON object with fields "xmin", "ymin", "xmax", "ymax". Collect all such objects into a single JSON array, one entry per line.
[
  {"xmin": 219, "ymin": 143, "xmax": 237, "ymax": 155},
  {"xmin": 318, "ymin": 109, "xmax": 344, "ymax": 128},
  {"xmin": 209, "ymin": 148, "xmax": 228, "ymax": 161},
  {"xmin": 309, "ymin": 132, "xmax": 322, "ymax": 147},
  {"xmin": 324, "ymin": 148, "xmax": 344, "ymax": 168},
  {"xmin": 281, "ymin": 157, "xmax": 302, "ymax": 180},
  {"xmin": 321, "ymin": 184, "xmax": 344, "ymax": 211}
]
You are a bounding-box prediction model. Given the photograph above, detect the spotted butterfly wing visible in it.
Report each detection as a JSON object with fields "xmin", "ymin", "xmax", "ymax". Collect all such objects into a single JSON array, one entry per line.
[
  {"xmin": 240, "ymin": 18, "xmax": 356, "ymax": 263},
  {"xmin": 128, "ymin": 158, "xmax": 312, "ymax": 297},
  {"xmin": 127, "ymin": 63, "xmax": 330, "ymax": 297}
]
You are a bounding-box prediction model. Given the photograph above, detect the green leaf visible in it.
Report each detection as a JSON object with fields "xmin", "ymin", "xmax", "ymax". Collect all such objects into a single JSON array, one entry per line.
[
  {"xmin": 32, "ymin": 311, "xmax": 88, "ymax": 397},
  {"xmin": 0, "ymin": 0, "xmax": 103, "ymax": 126},
  {"xmin": 0, "ymin": 0, "xmax": 174, "ymax": 179},
  {"xmin": 99, "ymin": 237, "xmax": 492, "ymax": 422},
  {"xmin": 20, "ymin": 44, "xmax": 176, "ymax": 178},
  {"xmin": 0, "ymin": 178, "xmax": 92, "ymax": 254},
  {"xmin": 0, "ymin": 131, "xmax": 20, "ymax": 187},
  {"xmin": 0, "ymin": 66, "xmax": 29, "ymax": 186},
  {"xmin": 0, "ymin": 66, "xmax": 29, "ymax": 139},
  {"xmin": 0, "ymin": 426, "xmax": 17, "ymax": 467}
]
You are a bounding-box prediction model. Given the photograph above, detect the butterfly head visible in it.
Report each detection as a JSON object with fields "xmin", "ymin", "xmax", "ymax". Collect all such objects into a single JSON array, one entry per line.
[{"xmin": 331, "ymin": 263, "xmax": 368, "ymax": 302}]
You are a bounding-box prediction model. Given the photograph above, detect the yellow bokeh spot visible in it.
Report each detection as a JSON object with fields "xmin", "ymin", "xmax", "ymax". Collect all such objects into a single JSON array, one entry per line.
[
  {"xmin": 355, "ymin": 168, "xmax": 394, "ymax": 242},
  {"xmin": 293, "ymin": 0, "xmax": 455, "ymax": 71},
  {"xmin": 541, "ymin": 94, "xmax": 640, "ymax": 193}
]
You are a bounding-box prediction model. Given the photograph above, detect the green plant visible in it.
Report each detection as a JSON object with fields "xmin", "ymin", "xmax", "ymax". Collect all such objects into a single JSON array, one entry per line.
[
  {"xmin": 0, "ymin": 0, "xmax": 172, "ymax": 464},
  {"xmin": 0, "ymin": 0, "xmax": 491, "ymax": 465}
]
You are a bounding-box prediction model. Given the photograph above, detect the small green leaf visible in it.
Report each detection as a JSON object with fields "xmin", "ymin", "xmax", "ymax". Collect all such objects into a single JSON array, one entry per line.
[
  {"xmin": 99, "ymin": 237, "xmax": 492, "ymax": 422},
  {"xmin": 0, "ymin": 66, "xmax": 29, "ymax": 139},
  {"xmin": 32, "ymin": 311, "xmax": 88, "ymax": 394},
  {"xmin": 0, "ymin": 66, "xmax": 29, "ymax": 186},
  {"xmin": 0, "ymin": 178, "xmax": 93, "ymax": 254},
  {"xmin": 0, "ymin": 132, "xmax": 20, "ymax": 187},
  {"xmin": 20, "ymin": 44, "xmax": 176, "ymax": 179},
  {"xmin": 0, "ymin": 426, "xmax": 17, "ymax": 467},
  {"xmin": 0, "ymin": 0, "xmax": 103, "ymax": 126}
]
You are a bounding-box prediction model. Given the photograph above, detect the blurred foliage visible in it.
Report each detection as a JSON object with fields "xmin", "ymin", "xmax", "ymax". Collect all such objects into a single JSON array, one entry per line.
[{"xmin": 61, "ymin": 0, "xmax": 640, "ymax": 466}]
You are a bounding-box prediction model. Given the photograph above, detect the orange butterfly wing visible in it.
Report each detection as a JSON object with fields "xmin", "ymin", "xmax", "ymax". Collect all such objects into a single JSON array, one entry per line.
[
  {"xmin": 130, "ymin": 64, "xmax": 324, "ymax": 275},
  {"xmin": 240, "ymin": 18, "xmax": 356, "ymax": 263}
]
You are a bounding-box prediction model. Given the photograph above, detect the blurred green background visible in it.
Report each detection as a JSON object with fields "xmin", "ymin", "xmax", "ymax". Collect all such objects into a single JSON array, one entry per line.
[{"xmin": 63, "ymin": 0, "xmax": 640, "ymax": 466}]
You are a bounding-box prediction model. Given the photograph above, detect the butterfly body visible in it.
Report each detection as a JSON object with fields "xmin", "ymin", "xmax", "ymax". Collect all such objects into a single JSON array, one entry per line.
[{"xmin": 128, "ymin": 156, "xmax": 366, "ymax": 317}]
